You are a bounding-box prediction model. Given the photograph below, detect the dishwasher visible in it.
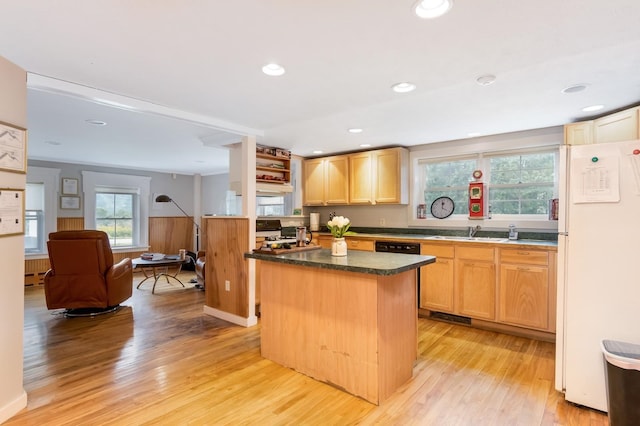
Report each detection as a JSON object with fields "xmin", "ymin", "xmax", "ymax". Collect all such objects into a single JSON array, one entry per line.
[{"xmin": 375, "ymin": 241, "xmax": 421, "ymax": 307}]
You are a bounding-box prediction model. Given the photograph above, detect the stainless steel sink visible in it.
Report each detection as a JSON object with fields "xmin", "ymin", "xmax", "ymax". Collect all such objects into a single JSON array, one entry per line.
[{"xmin": 428, "ymin": 235, "xmax": 510, "ymax": 243}]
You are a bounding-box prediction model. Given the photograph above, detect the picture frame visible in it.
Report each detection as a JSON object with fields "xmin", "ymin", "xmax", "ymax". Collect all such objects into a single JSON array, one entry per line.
[
  {"xmin": 0, "ymin": 121, "xmax": 27, "ymax": 174},
  {"xmin": 60, "ymin": 196, "xmax": 81, "ymax": 210},
  {"xmin": 0, "ymin": 188, "xmax": 25, "ymax": 237},
  {"xmin": 62, "ymin": 178, "xmax": 79, "ymax": 195}
]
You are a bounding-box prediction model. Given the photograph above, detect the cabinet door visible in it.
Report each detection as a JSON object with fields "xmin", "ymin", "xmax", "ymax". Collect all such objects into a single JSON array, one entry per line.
[
  {"xmin": 594, "ymin": 107, "xmax": 639, "ymax": 144},
  {"xmin": 374, "ymin": 148, "xmax": 407, "ymax": 204},
  {"xmin": 317, "ymin": 234, "xmax": 333, "ymax": 249},
  {"xmin": 564, "ymin": 121, "xmax": 593, "ymax": 145},
  {"xmin": 455, "ymin": 260, "xmax": 496, "ymax": 320},
  {"xmin": 349, "ymin": 152, "xmax": 373, "ymax": 204},
  {"xmin": 324, "ymin": 156, "xmax": 349, "ymax": 204},
  {"xmin": 420, "ymin": 258, "xmax": 454, "ymax": 312},
  {"xmin": 499, "ymin": 264, "xmax": 549, "ymax": 330},
  {"xmin": 303, "ymin": 158, "xmax": 325, "ymax": 205}
]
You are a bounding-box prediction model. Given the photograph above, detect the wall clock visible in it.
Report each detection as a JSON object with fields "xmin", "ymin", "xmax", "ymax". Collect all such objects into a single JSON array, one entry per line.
[{"xmin": 430, "ymin": 196, "xmax": 455, "ymax": 219}]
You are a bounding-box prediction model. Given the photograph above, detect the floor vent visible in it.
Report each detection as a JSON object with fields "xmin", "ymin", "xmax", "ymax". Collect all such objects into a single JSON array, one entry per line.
[{"xmin": 430, "ymin": 311, "xmax": 472, "ymax": 325}]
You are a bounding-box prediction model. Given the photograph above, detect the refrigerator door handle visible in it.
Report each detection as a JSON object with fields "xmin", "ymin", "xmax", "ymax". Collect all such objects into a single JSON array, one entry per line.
[{"xmin": 558, "ymin": 231, "xmax": 568, "ymax": 236}]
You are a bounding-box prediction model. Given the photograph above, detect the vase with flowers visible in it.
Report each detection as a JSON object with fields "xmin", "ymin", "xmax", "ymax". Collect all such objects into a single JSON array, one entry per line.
[{"xmin": 326, "ymin": 216, "xmax": 355, "ymax": 256}]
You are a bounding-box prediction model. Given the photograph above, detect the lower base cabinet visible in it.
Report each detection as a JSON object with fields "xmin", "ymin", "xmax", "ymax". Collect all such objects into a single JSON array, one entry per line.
[
  {"xmin": 420, "ymin": 242, "xmax": 556, "ymax": 334},
  {"xmin": 420, "ymin": 243, "xmax": 454, "ymax": 312}
]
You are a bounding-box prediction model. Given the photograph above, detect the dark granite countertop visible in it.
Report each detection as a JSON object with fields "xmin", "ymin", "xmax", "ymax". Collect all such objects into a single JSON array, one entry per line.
[
  {"xmin": 245, "ymin": 249, "xmax": 435, "ymax": 276},
  {"xmin": 311, "ymin": 232, "xmax": 558, "ymax": 248}
]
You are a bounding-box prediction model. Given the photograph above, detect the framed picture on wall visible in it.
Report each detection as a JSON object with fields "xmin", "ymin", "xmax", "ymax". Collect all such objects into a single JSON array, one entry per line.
[
  {"xmin": 62, "ymin": 178, "xmax": 79, "ymax": 195},
  {"xmin": 60, "ymin": 196, "xmax": 81, "ymax": 210},
  {"xmin": 0, "ymin": 188, "xmax": 25, "ymax": 236},
  {"xmin": 0, "ymin": 121, "xmax": 27, "ymax": 174}
]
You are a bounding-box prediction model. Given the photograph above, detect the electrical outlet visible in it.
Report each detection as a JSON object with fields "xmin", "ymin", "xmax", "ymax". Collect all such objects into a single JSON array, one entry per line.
[
  {"xmin": 225, "ymin": 280, "xmax": 230, "ymax": 291},
  {"xmin": 379, "ymin": 218, "xmax": 386, "ymax": 226}
]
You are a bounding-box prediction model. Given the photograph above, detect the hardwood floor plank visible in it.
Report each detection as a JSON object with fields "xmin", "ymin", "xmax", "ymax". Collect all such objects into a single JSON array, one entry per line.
[{"xmin": 9, "ymin": 273, "xmax": 608, "ymax": 425}]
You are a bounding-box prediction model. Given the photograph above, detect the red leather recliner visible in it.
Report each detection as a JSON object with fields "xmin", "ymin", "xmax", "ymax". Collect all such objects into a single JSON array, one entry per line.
[{"xmin": 44, "ymin": 230, "xmax": 133, "ymax": 312}]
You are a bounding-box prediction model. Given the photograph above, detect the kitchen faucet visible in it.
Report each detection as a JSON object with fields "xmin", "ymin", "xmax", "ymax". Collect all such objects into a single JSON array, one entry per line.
[{"xmin": 468, "ymin": 225, "xmax": 481, "ymax": 238}]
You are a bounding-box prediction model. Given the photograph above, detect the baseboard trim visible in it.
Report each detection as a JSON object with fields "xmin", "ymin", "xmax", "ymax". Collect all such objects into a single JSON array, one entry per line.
[
  {"xmin": 202, "ymin": 305, "xmax": 258, "ymax": 328},
  {"xmin": 0, "ymin": 389, "xmax": 27, "ymax": 424}
]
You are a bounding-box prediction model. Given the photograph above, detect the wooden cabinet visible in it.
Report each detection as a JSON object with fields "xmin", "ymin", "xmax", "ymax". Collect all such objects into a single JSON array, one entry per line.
[
  {"xmin": 594, "ymin": 107, "xmax": 639, "ymax": 144},
  {"xmin": 304, "ymin": 147, "xmax": 408, "ymax": 206},
  {"xmin": 317, "ymin": 234, "xmax": 374, "ymax": 251},
  {"xmin": 498, "ymin": 248, "xmax": 551, "ymax": 331},
  {"xmin": 420, "ymin": 243, "xmax": 455, "ymax": 312},
  {"xmin": 564, "ymin": 121, "xmax": 593, "ymax": 145},
  {"xmin": 303, "ymin": 156, "xmax": 349, "ymax": 205},
  {"xmin": 303, "ymin": 158, "xmax": 325, "ymax": 205},
  {"xmin": 324, "ymin": 156, "xmax": 349, "ymax": 204},
  {"xmin": 345, "ymin": 237, "xmax": 374, "ymax": 252},
  {"xmin": 455, "ymin": 246, "xmax": 496, "ymax": 321},
  {"xmin": 564, "ymin": 106, "xmax": 640, "ymax": 145},
  {"xmin": 349, "ymin": 148, "xmax": 409, "ymax": 205}
]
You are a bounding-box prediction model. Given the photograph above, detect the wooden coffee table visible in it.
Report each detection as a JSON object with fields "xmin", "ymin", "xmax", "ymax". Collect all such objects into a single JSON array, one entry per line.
[{"xmin": 132, "ymin": 256, "xmax": 189, "ymax": 294}]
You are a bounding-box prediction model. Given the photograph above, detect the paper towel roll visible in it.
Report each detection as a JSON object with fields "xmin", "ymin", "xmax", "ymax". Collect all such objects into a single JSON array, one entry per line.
[{"xmin": 310, "ymin": 212, "xmax": 320, "ymax": 231}]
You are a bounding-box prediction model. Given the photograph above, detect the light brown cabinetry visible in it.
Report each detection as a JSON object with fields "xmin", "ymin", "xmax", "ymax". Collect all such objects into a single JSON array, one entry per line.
[
  {"xmin": 455, "ymin": 246, "xmax": 496, "ymax": 321},
  {"xmin": 304, "ymin": 147, "xmax": 408, "ymax": 206},
  {"xmin": 420, "ymin": 243, "xmax": 455, "ymax": 312},
  {"xmin": 349, "ymin": 148, "xmax": 409, "ymax": 205},
  {"xmin": 498, "ymin": 248, "xmax": 552, "ymax": 331},
  {"xmin": 303, "ymin": 156, "xmax": 349, "ymax": 205},
  {"xmin": 564, "ymin": 106, "xmax": 640, "ymax": 145},
  {"xmin": 317, "ymin": 234, "xmax": 374, "ymax": 251}
]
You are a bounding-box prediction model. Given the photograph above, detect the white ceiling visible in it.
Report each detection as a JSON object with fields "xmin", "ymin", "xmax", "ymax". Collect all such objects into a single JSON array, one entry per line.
[{"xmin": 1, "ymin": 1, "xmax": 640, "ymax": 175}]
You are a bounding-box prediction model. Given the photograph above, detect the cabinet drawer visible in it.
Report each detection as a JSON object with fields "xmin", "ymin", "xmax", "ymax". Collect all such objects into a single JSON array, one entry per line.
[
  {"xmin": 346, "ymin": 238, "xmax": 374, "ymax": 251},
  {"xmin": 500, "ymin": 249, "xmax": 548, "ymax": 265},
  {"xmin": 455, "ymin": 245, "xmax": 495, "ymax": 262},
  {"xmin": 421, "ymin": 243, "xmax": 454, "ymax": 258}
]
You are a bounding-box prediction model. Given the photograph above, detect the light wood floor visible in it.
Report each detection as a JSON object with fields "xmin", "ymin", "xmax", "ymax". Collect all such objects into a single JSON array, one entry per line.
[{"xmin": 10, "ymin": 272, "xmax": 608, "ymax": 425}]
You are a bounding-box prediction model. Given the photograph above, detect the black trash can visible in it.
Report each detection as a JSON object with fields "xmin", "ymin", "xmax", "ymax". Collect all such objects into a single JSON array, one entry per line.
[{"xmin": 602, "ymin": 340, "xmax": 640, "ymax": 426}]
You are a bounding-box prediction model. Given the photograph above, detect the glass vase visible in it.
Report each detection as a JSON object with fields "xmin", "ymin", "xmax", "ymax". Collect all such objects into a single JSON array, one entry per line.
[{"xmin": 331, "ymin": 237, "xmax": 347, "ymax": 257}]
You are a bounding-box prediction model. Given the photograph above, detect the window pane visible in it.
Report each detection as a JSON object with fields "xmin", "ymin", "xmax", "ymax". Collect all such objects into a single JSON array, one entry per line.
[
  {"xmin": 422, "ymin": 158, "xmax": 476, "ymax": 216},
  {"xmin": 489, "ymin": 151, "xmax": 555, "ymax": 215},
  {"xmin": 96, "ymin": 192, "xmax": 134, "ymax": 246},
  {"xmin": 25, "ymin": 183, "xmax": 45, "ymax": 253}
]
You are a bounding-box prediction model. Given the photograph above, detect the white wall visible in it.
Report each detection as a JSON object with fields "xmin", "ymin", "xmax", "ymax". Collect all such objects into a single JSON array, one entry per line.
[
  {"xmin": 201, "ymin": 173, "xmax": 231, "ymax": 215},
  {"xmin": 0, "ymin": 55, "xmax": 28, "ymax": 424},
  {"xmin": 28, "ymin": 159, "xmax": 195, "ymax": 217}
]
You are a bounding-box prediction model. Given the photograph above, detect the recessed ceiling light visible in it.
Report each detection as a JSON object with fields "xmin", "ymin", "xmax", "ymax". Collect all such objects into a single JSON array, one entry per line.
[
  {"xmin": 582, "ymin": 104, "xmax": 604, "ymax": 112},
  {"xmin": 348, "ymin": 128, "xmax": 363, "ymax": 134},
  {"xmin": 359, "ymin": 144, "xmax": 371, "ymax": 148},
  {"xmin": 392, "ymin": 82, "xmax": 416, "ymax": 93},
  {"xmin": 562, "ymin": 84, "xmax": 588, "ymax": 94},
  {"xmin": 312, "ymin": 150, "xmax": 323, "ymax": 154},
  {"xmin": 262, "ymin": 63, "xmax": 286, "ymax": 76},
  {"xmin": 414, "ymin": 0, "xmax": 453, "ymax": 19},
  {"xmin": 467, "ymin": 132, "xmax": 482, "ymax": 138},
  {"xmin": 476, "ymin": 74, "xmax": 496, "ymax": 86},
  {"xmin": 85, "ymin": 119, "xmax": 107, "ymax": 126},
  {"xmin": 45, "ymin": 140, "xmax": 61, "ymax": 146}
]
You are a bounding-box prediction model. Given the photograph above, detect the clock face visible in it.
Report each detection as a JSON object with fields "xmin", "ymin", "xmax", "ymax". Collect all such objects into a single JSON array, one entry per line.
[{"xmin": 430, "ymin": 196, "xmax": 455, "ymax": 219}]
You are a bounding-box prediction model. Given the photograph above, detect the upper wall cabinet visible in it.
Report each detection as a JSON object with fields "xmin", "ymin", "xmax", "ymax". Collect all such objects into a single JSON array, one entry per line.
[
  {"xmin": 303, "ymin": 155, "xmax": 349, "ymax": 206},
  {"xmin": 349, "ymin": 147, "xmax": 409, "ymax": 205},
  {"xmin": 564, "ymin": 106, "xmax": 639, "ymax": 145},
  {"xmin": 303, "ymin": 147, "xmax": 408, "ymax": 206}
]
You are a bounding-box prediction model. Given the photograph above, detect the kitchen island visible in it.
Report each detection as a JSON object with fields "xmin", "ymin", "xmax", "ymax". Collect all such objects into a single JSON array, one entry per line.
[{"xmin": 245, "ymin": 249, "xmax": 435, "ymax": 404}]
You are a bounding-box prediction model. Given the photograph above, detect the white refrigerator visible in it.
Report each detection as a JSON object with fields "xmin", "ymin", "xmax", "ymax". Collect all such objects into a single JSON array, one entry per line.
[{"xmin": 556, "ymin": 139, "xmax": 640, "ymax": 412}]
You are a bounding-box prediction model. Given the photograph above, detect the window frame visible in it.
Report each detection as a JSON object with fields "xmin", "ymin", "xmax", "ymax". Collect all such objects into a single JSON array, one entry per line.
[
  {"xmin": 82, "ymin": 171, "xmax": 150, "ymax": 250},
  {"xmin": 408, "ymin": 130, "xmax": 561, "ymax": 230},
  {"xmin": 25, "ymin": 166, "xmax": 60, "ymax": 257}
]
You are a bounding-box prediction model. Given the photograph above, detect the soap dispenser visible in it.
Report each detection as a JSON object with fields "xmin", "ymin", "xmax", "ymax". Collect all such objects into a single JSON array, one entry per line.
[{"xmin": 508, "ymin": 224, "xmax": 518, "ymax": 240}]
